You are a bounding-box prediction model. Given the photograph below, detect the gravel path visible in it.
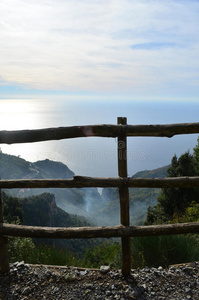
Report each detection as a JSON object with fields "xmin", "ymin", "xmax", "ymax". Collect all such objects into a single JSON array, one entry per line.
[{"xmin": 1, "ymin": 261, "xmax": 199, "ymax": 299}]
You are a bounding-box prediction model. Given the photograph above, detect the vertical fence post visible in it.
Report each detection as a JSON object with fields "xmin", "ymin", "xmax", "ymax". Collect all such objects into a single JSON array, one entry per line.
[
  {"xmin": 0, "ymin": 187, "xmax": 10, "ymax": 273},
  {"xmin": 117, "ymin": 117, "xmax": 131, "ymax": 277}
]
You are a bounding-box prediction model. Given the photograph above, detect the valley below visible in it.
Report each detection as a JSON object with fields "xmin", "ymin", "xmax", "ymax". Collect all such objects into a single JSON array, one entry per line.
[{"xmin": 0, "ymin": 151, "xmax": 169, "ymax": 228}]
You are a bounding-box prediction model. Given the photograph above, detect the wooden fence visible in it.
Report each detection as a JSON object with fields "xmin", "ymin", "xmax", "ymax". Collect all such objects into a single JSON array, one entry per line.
[{"xmin": 1, "ymin": 117, "xmax": 199, "ymax": 277}]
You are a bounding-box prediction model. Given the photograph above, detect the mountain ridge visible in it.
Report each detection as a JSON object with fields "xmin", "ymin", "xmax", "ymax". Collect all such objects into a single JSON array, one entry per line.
[
  {"xmin": 0, "ymin": 152, "xmax": 100, "ymax": 219},
  {"xmin": 132, "ymin": 164, "xmax": 170, "ymax": 178}
]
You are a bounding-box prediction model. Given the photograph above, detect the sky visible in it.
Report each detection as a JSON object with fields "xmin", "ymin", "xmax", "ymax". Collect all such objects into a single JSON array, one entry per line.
[
  {"xmin": 0, "ymin": 0, "xmax": 199, "ymax": 178},
  {"xmin": 0, "ymin": 0, "xmax": 199, "ymax": 101}
]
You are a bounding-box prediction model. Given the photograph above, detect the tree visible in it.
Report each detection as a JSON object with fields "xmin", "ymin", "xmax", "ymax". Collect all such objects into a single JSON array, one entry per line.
[
  {"xmin": 2, "ymin": 192, "xmax": 23, "ymax": 224},
  {"xmin": 146, "ymin": 150, "xmax": 199, "ymax": 225},
  {"xmin": 193, "ymin": 137, "xmax": 199, "ymax": 174}
]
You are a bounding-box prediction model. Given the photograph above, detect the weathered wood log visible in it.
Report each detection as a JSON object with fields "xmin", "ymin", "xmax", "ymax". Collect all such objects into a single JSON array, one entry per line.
[
  {"xmin": 0, "ymin": 177, "xmax": 122, "ymax": 189},
  {"xmin": 0, "ymin": 125, "xmax": 118, "ymax": 144},
  {"xmin": 1, "ymin": 122, "xmax": 199, "ymax": 144},
  {"xmin": 1, "ymin": 176, "xmax": 199, "ymax": 189},
  {"xmin": 0, "ymin": 189, "xmax": 3, "ymax": 224},
  {"xmin": 126, "ymin": 122, "xmax": 199, "ymax": 138},
  {"xmin": 118, "ymin": 118, "xmax": 129, "ymax": 226},
  {"xmin": 0, "ymin": 188, "xmax": 10, "ymax": 273},
  {"xmin": 1, "ymin": 222, "xmax": 199, "ymax": 239},
  {"xmin": 118, "ymin": 117, "xmax": 131, "ymax": 277},
  {"xmin": 0, "ymin": 236, "xmax": 9, "ymax": 273}
]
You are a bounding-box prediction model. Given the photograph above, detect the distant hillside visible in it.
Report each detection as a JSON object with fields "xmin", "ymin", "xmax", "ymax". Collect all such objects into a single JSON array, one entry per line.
[
  {"xmin": 101, "ymin": 165, "xmax": 169, "ymax": 225},
  {"xmin": 21, "ymin": 192, "xmax": 89, "ymax": 227},
  {"xmin": 132, "ymin": 165, "xmax": 170, "ymax": 178},
  {"xmin": 0, "ymin": 152, "xmax": 74, "ymax": 179},
  {"xmin": 33, "ymin": 159, "xmax": 74, "ymax": 179},
  {"xmin": 0, "ymin": 152, "xmax": 102, "ymax": 221},
  {"xmin": 2, "ymin": 191, "xmax": 98, "ymax": 255}
]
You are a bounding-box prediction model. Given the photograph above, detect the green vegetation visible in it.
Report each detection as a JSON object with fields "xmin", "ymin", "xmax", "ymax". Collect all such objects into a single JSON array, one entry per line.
[
  {"xmin": 2, "ymin": 192, "xmax": 23, "ymax": 224},
  {"xmin": 145, "ymin": 140, "xmax": 199, "ymax": 225},
  {"xmin": 8, "ymin": 236, "xmax": 81, "ymax": 267},
  {"xmin": 7, "ymin": 235, "xmax": 199, "ymax": 269},
  {"xmin": 2, "ymin": 192, "xmax": 105, "ymax": 267},
  {"xmin": 140, "ymin": 138, "xmax": 199, "ymax": 268},
  {"xmin": 87, "ymin": 139, "xmax": 199, "ymax": 269},
  {"xmin": 2, "ymin": 191, "xmax": 100, "ymax": 256},
  {"xmin": 21, "ymin": 192, "xmax": 89, "ymax": 228},
  {"xmin": 171, "ymin": 201, "xmax": 199, "ymax": 224},
  {"xmin": 82, "ymin": 241, "xmax": 121, "ymax": 269},
  {"xmin": 2, "ymin": 138, "xmax": 199, "ymax": 269},
  {"xmin": 130, "ymin": 234, "xmax": 199, "ymax": 268}
]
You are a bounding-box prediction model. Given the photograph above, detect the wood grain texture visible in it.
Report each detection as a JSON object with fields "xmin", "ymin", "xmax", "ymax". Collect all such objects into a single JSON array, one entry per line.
[
  {"xmin": 1, "ymin": 223, "xmax": 199, "ymax": 239},
  {"xmin": 1, "ymin": 122, "xmax": 199, "ymax": 144},
  {"xmin": 1, "ymin": 176, "xmax": 199, "ymax": 189}
]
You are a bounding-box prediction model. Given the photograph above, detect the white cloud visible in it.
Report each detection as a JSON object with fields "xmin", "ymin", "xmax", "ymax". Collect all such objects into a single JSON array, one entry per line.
[{"xmin": 0, "ymin": 0, "xmax": 199, "ymax": 96}]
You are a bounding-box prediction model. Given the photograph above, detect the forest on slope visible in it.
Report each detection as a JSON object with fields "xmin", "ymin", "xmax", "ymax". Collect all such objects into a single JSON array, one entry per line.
[{"xmin": 2, "ymin": 191, "xmax": 100, "ymax": 255}]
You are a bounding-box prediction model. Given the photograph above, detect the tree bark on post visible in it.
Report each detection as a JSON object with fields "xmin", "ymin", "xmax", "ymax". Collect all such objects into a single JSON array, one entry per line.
[
  {"xmin": 0, "ymin": 187, "xmax": 10, "ymax": 273},
  {"xmin": 117, "ymin": 117, "xmax": 131, "ymax": 277}
]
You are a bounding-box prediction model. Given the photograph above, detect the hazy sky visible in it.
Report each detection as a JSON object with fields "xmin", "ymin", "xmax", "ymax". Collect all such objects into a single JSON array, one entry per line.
[
  {"xmin": 1, "ymin": 0, "xmax": 199, "ymax": 178},
  {"xmin": 0, "ymin": 0, "xmax": 199, "ymax": 101}
]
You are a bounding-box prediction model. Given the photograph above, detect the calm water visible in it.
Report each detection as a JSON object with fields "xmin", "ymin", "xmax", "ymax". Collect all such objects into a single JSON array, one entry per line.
[{"xmin": 0, "ymin": 98, "xmax": 199, "ymax": 177}]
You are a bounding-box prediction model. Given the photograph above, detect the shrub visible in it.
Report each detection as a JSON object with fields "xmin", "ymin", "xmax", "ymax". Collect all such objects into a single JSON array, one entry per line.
[{"xmin": 131, "ymin": 235, "xmax": 199, "ymax": 268}]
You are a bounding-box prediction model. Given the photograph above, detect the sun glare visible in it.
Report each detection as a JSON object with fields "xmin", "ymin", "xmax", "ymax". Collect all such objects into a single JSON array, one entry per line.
[
  {"xmin": 0, "ymin": 100, "xmax": 39, "ymax": 130},
  {"xmin": 0, "ymin": 99, "xmax": 50, "ymax": 161}
]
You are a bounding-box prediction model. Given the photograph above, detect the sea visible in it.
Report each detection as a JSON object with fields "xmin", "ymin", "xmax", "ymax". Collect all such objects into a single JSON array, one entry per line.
[{"xmin": 0, "ymin": 98, "xmax": 199, "ymax": 178}]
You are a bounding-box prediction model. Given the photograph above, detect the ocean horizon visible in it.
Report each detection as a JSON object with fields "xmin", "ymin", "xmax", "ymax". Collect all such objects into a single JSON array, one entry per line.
[{"xmin": 0, "ymin": 98, "xmax": 199, "ymax": 177}]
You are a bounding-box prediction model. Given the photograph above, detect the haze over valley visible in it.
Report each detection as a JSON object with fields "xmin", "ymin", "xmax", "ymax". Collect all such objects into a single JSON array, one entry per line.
[{"xmin": 0, "ymin": 151, "xmax": 169, "ymax": 226}]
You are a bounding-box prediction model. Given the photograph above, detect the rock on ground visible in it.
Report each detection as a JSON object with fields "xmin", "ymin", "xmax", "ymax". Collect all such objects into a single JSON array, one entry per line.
[{"xmin": 1, "ymin": 261, "xmax": 199, "ymax": 299}]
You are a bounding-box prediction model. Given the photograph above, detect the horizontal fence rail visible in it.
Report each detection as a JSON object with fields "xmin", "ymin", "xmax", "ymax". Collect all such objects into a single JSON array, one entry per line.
[
  {"xmin": 1, "ymin": 222, "xmax": 199, "ymax": 239},
  {"xmin": 1, "ymin": 176, "xmax": 199, "ymax": 189},
  {"xmin": 1, "ymin": 117, "xmax": 199, "ymax": 277},
  {"xmin": 1, "ymin": 122, "xmax": 199, "ymax": 144}
]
